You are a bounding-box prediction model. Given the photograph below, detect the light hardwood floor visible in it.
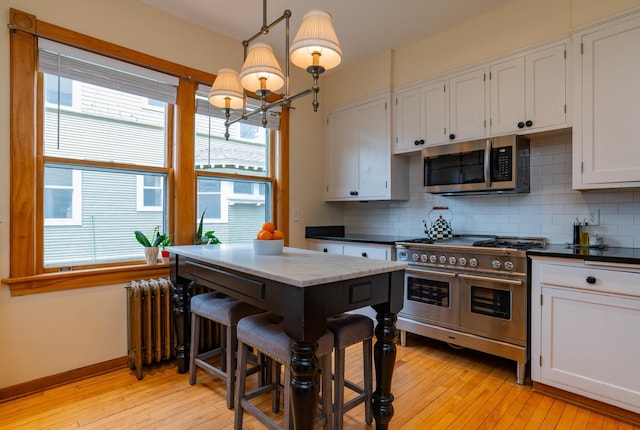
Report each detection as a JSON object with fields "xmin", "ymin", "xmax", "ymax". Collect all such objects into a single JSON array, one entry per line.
[{"xmin": 1, "ymin": 333, "xmax": 638, "ymax": 429}]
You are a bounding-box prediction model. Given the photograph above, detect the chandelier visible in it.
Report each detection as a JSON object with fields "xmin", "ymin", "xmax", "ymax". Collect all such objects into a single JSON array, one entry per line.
[{"xmin": 208, "ymin": 0, "xmax": 342, "ymax": 139}]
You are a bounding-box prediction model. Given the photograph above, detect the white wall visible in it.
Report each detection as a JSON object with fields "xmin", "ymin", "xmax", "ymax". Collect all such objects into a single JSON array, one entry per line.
[{"xmin": 344, "ymin": 131, "xmax": 640, "ymax": 248}]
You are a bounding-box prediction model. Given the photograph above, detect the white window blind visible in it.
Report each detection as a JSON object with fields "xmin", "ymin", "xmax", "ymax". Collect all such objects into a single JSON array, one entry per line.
[
  {"xmin": 38, "ymin": 39, "xmax": 178, "ymax": 104},
  {"xmin": 196, "ymin": 84, "xmax": 280, "ymax": 130}
]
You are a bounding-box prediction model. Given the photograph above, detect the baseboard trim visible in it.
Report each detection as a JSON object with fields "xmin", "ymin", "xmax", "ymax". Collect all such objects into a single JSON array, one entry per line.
[
  {"xmin": 532, "ymin": 381, "xmax": 640, "ymax": 426},
  {"xmin": 0, "ymin": 357, "xmax": 129, "ymax": 403}
]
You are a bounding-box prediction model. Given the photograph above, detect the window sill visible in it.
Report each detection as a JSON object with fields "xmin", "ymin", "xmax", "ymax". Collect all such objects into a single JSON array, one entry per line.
[{"xmin": 2, "ymin": 264, "xmax": 170, "ymax": 296}]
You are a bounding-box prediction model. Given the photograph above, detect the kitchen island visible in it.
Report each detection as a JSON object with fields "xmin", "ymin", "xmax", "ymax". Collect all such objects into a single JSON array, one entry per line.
[{"xmin": 167, "ymin": 244, "xmax": 406, "ymax": 430}]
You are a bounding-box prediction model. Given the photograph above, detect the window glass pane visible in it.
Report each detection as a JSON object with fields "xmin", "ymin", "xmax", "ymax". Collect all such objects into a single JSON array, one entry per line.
[
  {"xmin": 196, "ymin": 177, "xmax": 271, "ymax": 244},
  {"xmin": 233, "ymin": 182, "xmax": 253, "ymax": 194},
  {"xmin": 44, "ymin": 167, "xmax": 167, "ymax": 267},
  {"xmin": 45, "ymin": 75, "xmax": 73, "ymax": 106},
  {"xmin": 194, "ymin": 114, "xmax": 268, "ymax": 176},
  {"xmin": 43, "ymin": 74, "xmax": 167, "ymax": 167}
]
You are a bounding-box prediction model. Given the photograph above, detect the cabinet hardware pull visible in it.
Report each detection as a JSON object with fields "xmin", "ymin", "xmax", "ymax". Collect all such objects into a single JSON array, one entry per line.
[{"xmin": 586, "ymin": 276, "xmax": 596, "ymax": 284}]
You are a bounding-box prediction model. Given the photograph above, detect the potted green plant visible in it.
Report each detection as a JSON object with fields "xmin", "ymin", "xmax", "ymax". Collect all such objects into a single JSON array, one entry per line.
[
  {"xmin": 134, "ymin": 226, "xmax": 168, "ymax": 264},
  {"xmin": 195, "ymin": 209, "xmax": 221, "ymax": 245}
]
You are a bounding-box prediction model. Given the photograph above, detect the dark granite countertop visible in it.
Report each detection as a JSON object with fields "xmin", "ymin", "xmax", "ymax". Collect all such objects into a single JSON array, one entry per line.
[
  {"xmin": 305, "ymin": 225, "xmax": 423, "ymax": 245},
  {"xmin": 528, "ymin": 244, "xmax": 640, "ymax": 265}
]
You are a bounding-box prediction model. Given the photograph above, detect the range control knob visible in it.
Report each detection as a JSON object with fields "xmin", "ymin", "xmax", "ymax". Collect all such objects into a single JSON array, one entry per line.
[
  {"xmin": 504, "ymin": 261, "xmax": 514, "ymax": 271},
  {"xmin": 439, "ymin": 255, "xmax": 447, "ymax": 264},
  {"xmin": 429, "ymin": 255, "xmax": 438, "ymax": 263},
  {"xmin": 492, "ymin": 260, "xmax": 502, "ymax": 269},
  {"xmin": 448, "ymin": 256, "xmax": 457, "ymax": 265},
  {"xmin": 458, "ymin": 257, "xmax": 467, "ymax": 266},
  {"xmin": 420, "ymin": 254, "xmax": 428, "ymax": 262},
  {"xmin": 469, "ymin": 258, "xmax": 478, "ymax": 267},
  {"xmin": 412, "ymin": 253, "xmax": 420, "ymax": 262}
]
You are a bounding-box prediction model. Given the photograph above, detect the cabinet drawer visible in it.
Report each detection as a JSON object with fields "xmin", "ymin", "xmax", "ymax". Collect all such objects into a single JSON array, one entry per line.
[
  {"xmin": 538, "ymin": 261, "xmax": 640, "ymax": 297},
  {"xmin": 343, "ymin": 245, "xmax": 389, "ymax": 260}
]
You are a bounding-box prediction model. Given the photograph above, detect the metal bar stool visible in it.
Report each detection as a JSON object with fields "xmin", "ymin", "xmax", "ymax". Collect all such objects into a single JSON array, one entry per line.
[
  {"xmin": 326, "ymin": 313, "xmax": 373, "ymax": 429},
  {"xmin": 189, "ymin": 291, "xmax": 263, "ymax": 409},
  {"xmin": 234, "ymin": 312, "xmax": 334, "ymax": 430}
]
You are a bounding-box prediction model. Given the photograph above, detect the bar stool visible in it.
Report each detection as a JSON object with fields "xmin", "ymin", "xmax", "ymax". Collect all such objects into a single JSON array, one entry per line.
[
  {"xmin": 326, "ymin": 313, "xmax": 373, "ymax": 429},
  {"xmin": 234, "ymin": 312, "xmax": 334, "ymax": 430},
  {"xmin": 189, "ymin": 291, "xmax": 263, "ymax": 409}
]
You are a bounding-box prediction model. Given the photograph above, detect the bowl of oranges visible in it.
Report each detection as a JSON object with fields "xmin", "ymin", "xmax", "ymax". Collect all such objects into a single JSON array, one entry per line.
[{"xmin": 253, "ymin": 222, "xmax": 284, "ymax": 255}]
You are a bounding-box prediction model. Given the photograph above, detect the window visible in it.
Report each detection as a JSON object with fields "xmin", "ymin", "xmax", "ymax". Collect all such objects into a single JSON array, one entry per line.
[
  {"xmin": 137, "ymin": 175, "xmax": 164, "ymax": 211},
  {"xmin": 44, "ymin": 167, "xmax": 82, "ymax": 226},
  {"xmin": 194, "ymin": 87, "xmax": 276, "ymax": 244},
  {"xmin": 39, "ymin": 40, "xmax": 176, "ymax": 268},
  {"xmin": 6, "ymin": 10, "xmax": 289, "ymax": 294}
]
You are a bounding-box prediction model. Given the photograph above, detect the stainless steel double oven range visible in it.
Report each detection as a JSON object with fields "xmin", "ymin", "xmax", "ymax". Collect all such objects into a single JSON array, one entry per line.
[{"xmin": 395, "ymin": 235, "xmax": 545, "ymax": 385}]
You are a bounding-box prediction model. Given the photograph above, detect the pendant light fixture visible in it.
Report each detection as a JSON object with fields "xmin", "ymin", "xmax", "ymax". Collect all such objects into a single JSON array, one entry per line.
[{"xmin": 208, "ymin": 0, "xmax": 342, "ymax": 139}]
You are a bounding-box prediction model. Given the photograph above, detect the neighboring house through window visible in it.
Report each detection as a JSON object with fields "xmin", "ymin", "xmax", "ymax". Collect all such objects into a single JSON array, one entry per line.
[
  {"xmin": 40, "ymin": 40, "xmax": 176, "ymax": 267},
  {"xmin": 193, "ymin": 87, "xmax": 277, "ymax": 244}
]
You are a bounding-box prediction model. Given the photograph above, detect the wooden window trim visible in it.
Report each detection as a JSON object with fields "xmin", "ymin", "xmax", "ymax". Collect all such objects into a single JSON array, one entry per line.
[{"xmin": 3, "ymin": 8, "xmax": 290, "ymax": 296}]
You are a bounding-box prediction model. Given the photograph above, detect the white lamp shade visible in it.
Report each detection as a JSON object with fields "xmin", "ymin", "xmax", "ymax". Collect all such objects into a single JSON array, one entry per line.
[
  {"xmin": 290, "ymin": 9, "xmax": 342, "ymax": 71},
  {"xmin": 208, "ymin": 68, "xmax": 244, "ymax": 109},
  {"xmin": 239, "ymin": 42, "xmax": 285, "ymax": 93}
]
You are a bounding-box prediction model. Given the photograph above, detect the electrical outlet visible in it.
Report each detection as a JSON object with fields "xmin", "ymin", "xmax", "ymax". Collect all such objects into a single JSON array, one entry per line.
[
  {"xmin": 588, "ymin": 209, "xmax": 600, "ymax": 226},
  {"xmin": 292, "ymin": 208, "xmax": 300, "ymax": 222}
]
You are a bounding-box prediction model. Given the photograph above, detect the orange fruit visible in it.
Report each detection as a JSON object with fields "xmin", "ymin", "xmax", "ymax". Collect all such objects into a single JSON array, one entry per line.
[
  {"xmin": 272, "ymin": 230, "xmax": 284, "ymax": 240},
  {"xmin": 262, "ymin": 222, "xmax": 276, "ymax": 233},
  {"xmin": 257, "ymin": 230, "xmax": 273, "ymax": 240}
]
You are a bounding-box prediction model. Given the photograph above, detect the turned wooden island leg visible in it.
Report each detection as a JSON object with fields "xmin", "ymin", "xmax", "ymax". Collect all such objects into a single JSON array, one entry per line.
[
  {"xmin": 172, "ymin": 280, "xmax": 193, "ymax": 373},
  {"xmin": 372, "ymin": 310, "xmax": 398, "ymax": 430},
  {"xmin": 290, "ymin": 340, "xmax": 320, "ymax": 430}
]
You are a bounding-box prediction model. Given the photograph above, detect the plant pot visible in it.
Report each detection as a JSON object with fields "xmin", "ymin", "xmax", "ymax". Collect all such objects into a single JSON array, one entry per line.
[
  {"xmin": 161, "ymin": 249, "xmax": 170, "ymax": 264},
  {"xmin": 144, "ymin": 247, "xmax": 159, "ymax": 265}
]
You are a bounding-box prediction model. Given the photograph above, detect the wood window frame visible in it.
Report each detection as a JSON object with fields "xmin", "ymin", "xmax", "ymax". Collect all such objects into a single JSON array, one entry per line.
[{"xmin": 3, "ymin": 8, "xmax": 289, "ymax": 296}]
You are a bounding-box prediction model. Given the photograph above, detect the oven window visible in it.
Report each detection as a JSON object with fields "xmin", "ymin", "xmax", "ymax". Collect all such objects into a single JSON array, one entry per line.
[
  {"xmin": 470, "ymin": 286, "xmax": 511, "ymax": 319},
  {"xmin": 407, "ymin": 277, "xmax": 450, "ymax": 308}
]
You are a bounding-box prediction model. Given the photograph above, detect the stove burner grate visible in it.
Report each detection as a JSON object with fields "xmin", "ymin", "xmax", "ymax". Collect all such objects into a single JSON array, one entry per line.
[{"xmin": 472, "ymin": 239, "xmax": 544, "ymax": 250}]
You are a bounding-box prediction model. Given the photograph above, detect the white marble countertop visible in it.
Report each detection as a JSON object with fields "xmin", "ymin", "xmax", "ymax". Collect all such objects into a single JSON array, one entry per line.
[{"xmin": 166, "ymin": 244, "xmax": 407, "ymax": 288}]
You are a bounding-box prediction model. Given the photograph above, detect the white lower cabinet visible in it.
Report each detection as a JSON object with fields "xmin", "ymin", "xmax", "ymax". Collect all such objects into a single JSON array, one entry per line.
[
  {"xmin": 306, "ymin": 239, "xmax": 392, "ymax": 261},
  {"xmin": 530, "ymin": 257, "xmax": 640, "ymax": 414}
]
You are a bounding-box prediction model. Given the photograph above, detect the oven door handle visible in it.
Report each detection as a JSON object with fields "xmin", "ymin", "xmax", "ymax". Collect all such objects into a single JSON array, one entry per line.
[
  {"xmin": 459, "ymin": 273, "xmax": 523, "ymax": 285},
  {"xmin": 406, "ymin": 269, "xmax": 457, "ymax": 278}
]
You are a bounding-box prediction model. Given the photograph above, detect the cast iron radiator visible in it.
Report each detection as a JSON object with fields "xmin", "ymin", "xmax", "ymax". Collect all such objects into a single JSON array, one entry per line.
[{"xmin": 126, "ymin": 279, "xmax": 219, "ymax": 379}]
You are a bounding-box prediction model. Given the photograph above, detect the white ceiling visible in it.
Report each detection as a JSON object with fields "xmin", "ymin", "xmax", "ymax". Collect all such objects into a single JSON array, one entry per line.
[{"xmin": 140, "ymin": 0, "xmax": 516, "ymax": 70}]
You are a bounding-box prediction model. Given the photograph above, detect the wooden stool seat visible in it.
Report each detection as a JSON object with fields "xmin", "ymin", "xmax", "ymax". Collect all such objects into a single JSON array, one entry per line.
[{"xmin": 189, "ymin": 291, "xmax": 263, "ymax": 409}]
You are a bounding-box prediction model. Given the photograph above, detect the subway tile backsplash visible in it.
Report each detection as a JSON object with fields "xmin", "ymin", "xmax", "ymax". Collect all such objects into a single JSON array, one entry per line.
[{"xmin": 343, "ymin": 131, "xmax": 640, "ymax": 248}]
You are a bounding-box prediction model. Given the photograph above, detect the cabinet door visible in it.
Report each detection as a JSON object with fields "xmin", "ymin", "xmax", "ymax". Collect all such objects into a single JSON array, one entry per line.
[
  {"xmin": 576, "ymin": 14, "xmax": 640, "ymax": 187},
  {"xmin": 539, "ymin": 286, "xmax": 640, "ymax": 413},
  {"xmin": 490, "ymin": 57, "xmax": 525, "ymax": 136},
  {"xmin": 421, "ymin": 80, "xmax": 447, "ymax": 146},
  {"xmin": 394, "ymin": 88, "xmax": 421, "ymax": 153},
  {"xmin": 325, "ymin": 109, "xmax": 358, "ymax": 199},
  {"xmin": 448, "ymin": 68, "xmax": 487, "ymax": 142},
  {"xmin": 355, "ymin": 98, "xmax": 391, "ymax": 199},
  {"xmin": 526, "ymin": 43, "xmax": 567, "ymax": 131}
]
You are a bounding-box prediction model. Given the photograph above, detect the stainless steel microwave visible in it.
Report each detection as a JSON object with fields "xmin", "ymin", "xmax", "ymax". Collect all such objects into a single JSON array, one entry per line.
[{"xmin": 423, "ymin": 135, "xmax": 530, "ymax": 195}]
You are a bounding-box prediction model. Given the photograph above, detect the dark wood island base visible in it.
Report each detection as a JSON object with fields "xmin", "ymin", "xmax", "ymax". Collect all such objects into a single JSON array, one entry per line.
[{"xmin": 167, "ymin": 245, "xmax": 406, "ymax": 430}]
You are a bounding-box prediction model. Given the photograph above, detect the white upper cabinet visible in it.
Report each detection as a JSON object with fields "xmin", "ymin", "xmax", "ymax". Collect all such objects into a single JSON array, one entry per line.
[
  {"xmin": 448, "ymin": 67, "xmax": 488, "ymax": 142},
  {"xmin": 490, "ymin": 43, "xmax": 568, "ymax": 136},
  {"xmin": 325, "ymin": 92, "xmax": 409, "ymax": 201},
  {"xmin": 393, "ymin": 80, "xmax": 447, "ymax": 154},
  {"xmin": 573, "ymin": 11, "xmax": 640, "ymax": 189}
]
